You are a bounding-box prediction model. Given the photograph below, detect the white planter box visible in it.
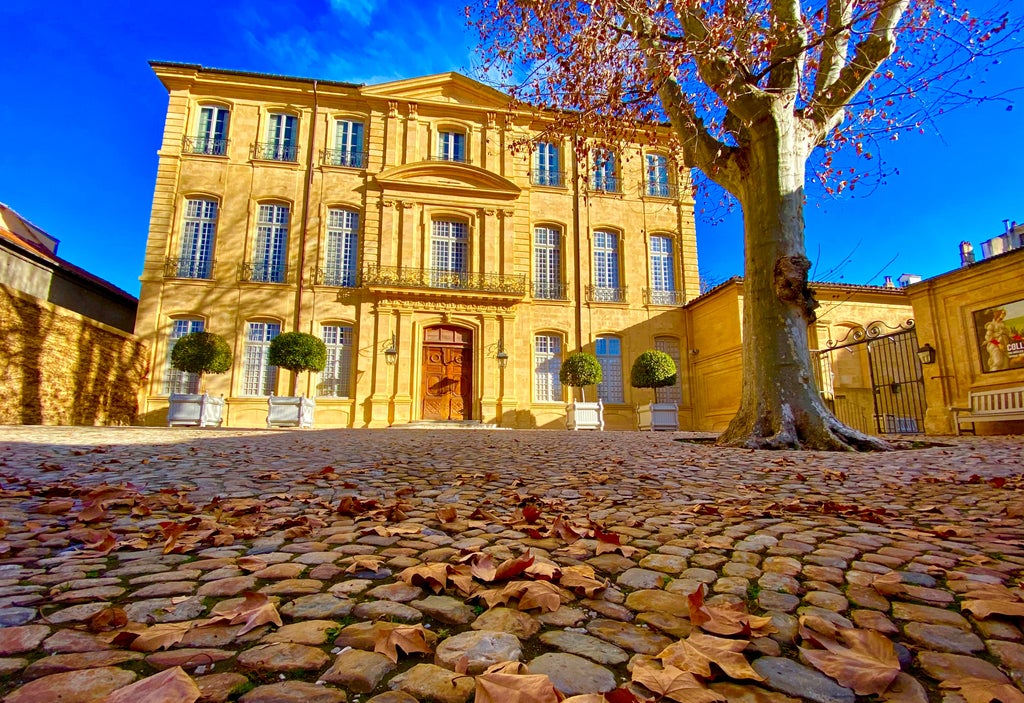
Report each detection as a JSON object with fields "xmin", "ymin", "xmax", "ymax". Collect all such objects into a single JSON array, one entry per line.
[
  {"xmin": 636, "ymin": 402, "xmax": 679, "ymax": 431},
  {"xmin": 267, "ymin": 394, "xmax": 316, "ymax": 428},
  {"xmin": 167, "ymin": 393, "xmax": 225, "ymax": 428},
  {"xmin": 566, "ymin": 399, "xmax": 604, "ymax": 431}
]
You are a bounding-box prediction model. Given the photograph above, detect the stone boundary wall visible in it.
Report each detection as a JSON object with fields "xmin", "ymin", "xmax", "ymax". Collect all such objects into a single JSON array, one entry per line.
[{"xmin": 0, "ymin": 283, "xmax": 148, "ymax": 425}]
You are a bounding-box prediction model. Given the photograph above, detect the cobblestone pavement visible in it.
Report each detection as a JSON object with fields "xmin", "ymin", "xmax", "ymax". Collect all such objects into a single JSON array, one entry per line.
[{"xmin": 0, "ymin": 426, "xmax": 1021, "ymax": 703}]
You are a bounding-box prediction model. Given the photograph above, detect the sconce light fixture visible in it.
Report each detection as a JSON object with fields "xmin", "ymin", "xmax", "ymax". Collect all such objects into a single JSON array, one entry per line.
[
  {"xmin": 384, "ymin": 332, "xmax": 398, "ymax": 366},
  {"xmin": 688, "ymin": 348, "xmax": 699, "ymax": 356},
  {"xmin": 496, "ymin": 338, "xmax": 509, "ymax": 369},
  {"xmin": 916, "ymin": 343, "xmax": 936, "ymax": 365}
]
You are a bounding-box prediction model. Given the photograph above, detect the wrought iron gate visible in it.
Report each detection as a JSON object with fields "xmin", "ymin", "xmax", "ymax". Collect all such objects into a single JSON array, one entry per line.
[{"xmin": 812, "ymin": 321, "xmax": 927, "ymax": 435}]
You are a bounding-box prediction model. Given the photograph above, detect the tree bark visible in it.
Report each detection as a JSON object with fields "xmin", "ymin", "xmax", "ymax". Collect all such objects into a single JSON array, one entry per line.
[{"xmin": 717, "ymin": 114, "xmax": 889, "ymax": 451}]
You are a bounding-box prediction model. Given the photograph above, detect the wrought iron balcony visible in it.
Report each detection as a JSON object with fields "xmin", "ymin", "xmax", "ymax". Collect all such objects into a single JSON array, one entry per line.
[
  {"xmin": 589, "ymin": 178, "xmax": 621, "ymax": 194},
  {"xmin": 532, "ymin": 282, "xmax": 569, "ymax": 300},
  {"xmin": 321, "ymin": 148, "xmax": 366, "ymax": 168},
  {"xmin": 362, "ymin": 265, "xmax": 526, "ymax": 296},
  {"xmin": 531, "ymin": 169, "xmax": 566, "ymax": 188},
  {"xmin": 311, "ymin": 266, "xmax": 359, "ymax": 287},
  {"xmin": 182, "ymin": 136, "xmax": 229, "ymax": 156},
  {"xmin": 644, "ymin": 288, "xmax": 685, "ymax": 306},
  {"xmin": 252, "ymin": 142, "xmax": 298, "ymax": 162},
  {"xmin": 586, "ymin": 285, "xmax": 628, "ymax": 303},
  {"xmin": 644, "ymin": 181, "xmax": 680, "ymax": 199},
  {"xmin": 239, "ymin": 261, "xmax": 288, "ymax": 284},
  {"xmin": 427, "ymin": 153, "xmax": 470, "ymax": 164},
  {"xmin": 164, "ymin": 257, "xmax": 215, "ymax": 280}
]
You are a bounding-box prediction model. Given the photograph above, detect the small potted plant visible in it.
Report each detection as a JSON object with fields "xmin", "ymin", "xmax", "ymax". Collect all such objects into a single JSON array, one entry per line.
[
  {"xmin": 266, "ymin": 331, "xmax": 327, "ymax": 428},
  {"xmin": 560, "ymin": 351, "xmax": 604, "ymax": 430},
  {"xmin": 630, "ymin": 349, "xmax": 679, "ymax": 431},
  {"xmin": 167, "ymin": 331, "xmax": 232, "ymax": 427}
]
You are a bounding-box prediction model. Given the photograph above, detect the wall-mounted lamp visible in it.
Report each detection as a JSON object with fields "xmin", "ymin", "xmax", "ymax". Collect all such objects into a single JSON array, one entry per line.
[
  {"xmin": 916, "ymin": 343, "xmax": 936, "ymax": 365},
  {"xmin": 384, "ymin": 332, "xmax": 398, "ymax": 366},
  {"xmin": 496, "ymin": 338, "xmax": 509, "ymax": 370},
  {"xmin": 688, "ymin": 348, "xmax": 699, "ymax": 356}
]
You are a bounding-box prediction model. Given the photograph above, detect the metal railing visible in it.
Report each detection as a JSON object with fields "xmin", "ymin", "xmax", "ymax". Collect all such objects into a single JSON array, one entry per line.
[
  {"xmin": 586, "ymin": 285, "xmax": 628, "ymax": 303},
  {"xmin": 321, "ymin": 148, "xmax": 366, "ymax": 168},
  {"xmin": 589, "ymin": 178, "xmax": 621, "ymax": 194},
  {"xmin": 532, "ymin": 282, "xmax": 569, "ymax": 300},
  {"xmin": 182, "ymin": 136, "xmax": 229, "ymax": 156},
  {"xmin": 311, "ymin": 266, "xmax": 359, "ymax": 287},
  {"xmin": 164, "ymin": 257, "xmax": 215, "ymax": 280},
  {"xmin": 362, "ymin": 265, "xmax": 526, "ymax": 295},
  {"xmin": 531, "ymin": 169, "xmax": 566, "ymax": 187},
  {"xmin": 427, "ymin": 153, "xmax": 470, "ymax": 164},
  {"xmin": 240, "ymin": 261, "xmax": 287, "ymax": 284},
  {"xmin": 644, "ymin": 288, "xmax": 685, "ymax": 306},
  {"xmin": 644, "ymin": 182, "xmax": 680, "ymax": 199},
  {"xmin": 252, "ymin": 142, "xmax": 298, "ymax": 162}
]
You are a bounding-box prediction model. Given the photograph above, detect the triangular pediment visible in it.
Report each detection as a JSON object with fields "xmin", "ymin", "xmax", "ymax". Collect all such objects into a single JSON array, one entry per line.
[
  {"xmin": 363, "ymin": 72, "xmax": 512, "ymax": 109},
  {"xmin": 375, "ymin": 162, "xmax": 521, "ymax": 200}
]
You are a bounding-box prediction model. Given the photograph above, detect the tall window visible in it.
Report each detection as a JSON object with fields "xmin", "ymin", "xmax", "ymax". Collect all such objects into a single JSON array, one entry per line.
[
  {"xmin": 319, "ymin": 325, "xmax": 353, "ymax": 397},
  {"xmin": 430, "ymin": 220, "xmax": 468, "ymax": 288},
  {"xmin": 242, "ymin": 322, "xmax": 280, "ymax": 396},
  {"xmin": 534, "ymin": 226, "xmax": 562, "ymax": 299},
  {"xmin": 534, "ymin": 142, "xmax": 561, "ymax": 186},
  {"xmin": 178, "ymin": 199, "xmax": 216, "ymax": 279},
  {"xmin": 646, "ymin": 154, "xmax": 671, "ymax": 197},
  {"xmin": 595, "ymin": 336, "xmax": 624, "ymax": 403},
  {"xmin": 324, "ymin": 209, "xmax": 359, "ymax": 287},
  {"xmin": 592, "ymin": 149, "xmax": 618, "ymax": 192},
  {"xmin": 332, "ymin": 119, "xmax": 364, "ymax": 167},
  {"xmin": 534, "ymin": 335, "xmax": 563, "ymax": 403},
  {"xmin": 654, "ymin": 336, "xmax": 683, "ymax": 404},
  {"xmin": 252, "ymin": 204, "xmax": 289, "ymax": 283},
  {"xmin": 649, "ymin": 235, "xmax": 677, "ymax": 304},
  {"xmin": 438, "ymin": 131, "xmax": 466, "ymax": 162},
  {"xmin": 195, "ymin": 106, "xmax": 229, "ymax": 156},
  {"xmin": 165, "ymin": 318, "xmax": 205, "ymax": 394},
  {"xmin": 263, "ymin": 113, "xmax": 297, "ymax": 161},
  {"xmin": 592, "ymin": 230, "xmax": 621, "ymax": 301}
]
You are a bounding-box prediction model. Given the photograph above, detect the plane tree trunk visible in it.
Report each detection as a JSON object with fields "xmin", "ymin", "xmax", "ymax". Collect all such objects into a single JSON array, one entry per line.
[{"xmin": 716, "ymin": 114, "xmax": 889, "ymax": 451}]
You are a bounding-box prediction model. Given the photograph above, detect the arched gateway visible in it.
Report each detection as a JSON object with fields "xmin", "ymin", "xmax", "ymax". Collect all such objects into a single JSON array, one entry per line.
[{"xmin": 422, "ymin": 325, "xmax": 473, "ymax": 421}]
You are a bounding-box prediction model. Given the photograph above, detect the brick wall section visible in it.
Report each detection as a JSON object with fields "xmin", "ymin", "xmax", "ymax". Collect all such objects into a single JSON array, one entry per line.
[{"xmin": 0, "ymin": 284, "xmax": 149, "ymax": 425}]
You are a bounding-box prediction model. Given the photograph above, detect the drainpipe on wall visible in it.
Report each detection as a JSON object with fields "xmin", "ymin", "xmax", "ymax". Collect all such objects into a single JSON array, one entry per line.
[
  {"xmin": 295, "ymin": 79, "xmax": 319, "ymax": 333},
  {"xmin": 572, "ymin": 133, "xmax": 584, "ymax": 351}
]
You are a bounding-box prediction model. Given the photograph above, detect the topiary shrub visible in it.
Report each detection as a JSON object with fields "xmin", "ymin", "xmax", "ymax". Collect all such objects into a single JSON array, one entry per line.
[
  {"xmin": 559, "ymin": 351, "xmax": 602, "ymax": 401},
  {"xmin": 170, "ymin": 332, "xmax": 232, "ymax": 392},
  {"xmin": 268, "ymin": 332, "xmax": 328, "ymax": 395},
  {"xmin": 630, "ymin": 350, "xmax": 677, "ymax": 394}
]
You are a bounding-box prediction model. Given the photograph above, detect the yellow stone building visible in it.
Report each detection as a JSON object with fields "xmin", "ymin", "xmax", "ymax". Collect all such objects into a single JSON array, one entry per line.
[{"xmin": 136, "ymin": 63, "xmax": 701, "ymax": 429}]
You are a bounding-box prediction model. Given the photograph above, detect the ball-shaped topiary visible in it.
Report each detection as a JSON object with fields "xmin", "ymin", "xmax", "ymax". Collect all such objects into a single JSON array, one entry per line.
[
  {"xmin": 560, "ymin": 351, "xmax": 602, "ymax": 401},
  {"xmin": 269, "ymin": 332, "xmax": 327, "ymax": 396},
  {"xmin": 630, "ymin": 349, "xmax": 677, "ymax": 390},
  {"xmin": 170, "ymin": 332, "xmax": 232, "ymax": 390}
]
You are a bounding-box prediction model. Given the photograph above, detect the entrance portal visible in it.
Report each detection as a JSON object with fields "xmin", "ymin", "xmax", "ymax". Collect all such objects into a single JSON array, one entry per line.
[{"xmin": 422, "ymin": 325, "xmax": 473, "ymax": 421}]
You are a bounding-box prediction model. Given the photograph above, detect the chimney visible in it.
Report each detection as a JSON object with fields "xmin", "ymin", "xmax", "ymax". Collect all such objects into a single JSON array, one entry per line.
[
  {"xmin": 1005, "ymin": 219, "xmax": 1012, "ymax": 235},
  {"xmin": 884, "ymin": 276, "xmax": 895, "ymax": 288},
  {"xmin": 959, "ymin": 241, "xmax": 975, "ymax": 266}
]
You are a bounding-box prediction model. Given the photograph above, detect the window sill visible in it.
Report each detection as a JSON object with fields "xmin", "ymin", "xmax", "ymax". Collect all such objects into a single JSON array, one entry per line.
[
  {"xmin": 181, "ymin": 151, "xmax": 230, "ymax": 160},
  {"xmin": 250, "ymin": 158, "xmax": 302, "ymax": 168},
  {"xmin": 321, "ymin": 162, "xmax": 367, "ymax": 172}
]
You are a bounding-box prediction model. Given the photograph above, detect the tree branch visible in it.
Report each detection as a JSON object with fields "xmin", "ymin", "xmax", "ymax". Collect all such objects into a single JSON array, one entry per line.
[
  {"xmin": 766, "ymin": 0, "xmax": 808, "ymax": 94},
  {"xmin": 813, "ymin": 0, "xmax": 854, "ymax": 97}
]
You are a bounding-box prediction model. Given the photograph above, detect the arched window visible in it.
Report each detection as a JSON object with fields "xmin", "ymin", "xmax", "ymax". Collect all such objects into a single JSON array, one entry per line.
[
  {"xmin": 654, "ymin": 336, "xmax": 683, "ymax": 404},
  {"xmin": 325, "ymin": 209, "xmax": 359, "ymax": 287},
  {"xmin": 164, "ymin": 318, "xmax": 205, "ymax": 394},
  {"xmin": 318, "ymin": 324, "xmax": 354, "ymax": 397},
  {"xmin": 176, "ymin": 199, "xmax": 217, "ymax": 279},
  {"xmin": 534, "ymin": 334, "xmax": 564, "ymax": 403},
  {"xmin": 595, "ymin": 335, "xmax": 623, "ymax": 403},
  {"xmin": 242, "ymin": 321, "xmax": 281, "ymax": 396}
]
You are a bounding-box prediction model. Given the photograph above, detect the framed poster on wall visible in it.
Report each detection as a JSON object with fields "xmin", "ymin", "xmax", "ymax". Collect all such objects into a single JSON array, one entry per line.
[{"xmin": 973, "ymin": 299, "xmax": 1024, "ymax": 373}]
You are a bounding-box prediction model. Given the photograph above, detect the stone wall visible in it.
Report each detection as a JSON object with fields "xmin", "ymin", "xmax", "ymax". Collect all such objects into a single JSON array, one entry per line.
[{"xmin": 0, "ymin": 284, "xmax": 148, "ymax": 425}]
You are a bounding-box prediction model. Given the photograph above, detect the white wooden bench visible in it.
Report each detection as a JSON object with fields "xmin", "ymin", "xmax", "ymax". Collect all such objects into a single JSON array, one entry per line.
[{"xmin": 952, "ymin": 386, "xmax": 1024, "ymax": 435}]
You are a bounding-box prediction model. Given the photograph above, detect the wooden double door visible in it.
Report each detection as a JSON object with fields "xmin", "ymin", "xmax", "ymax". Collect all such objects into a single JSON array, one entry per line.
[{"xmin": 422, "ymin": 326, "xmax": 473, "ymax": 421}]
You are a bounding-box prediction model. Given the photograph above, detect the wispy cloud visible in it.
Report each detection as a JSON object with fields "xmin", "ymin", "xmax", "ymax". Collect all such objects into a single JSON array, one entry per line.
[{"xmin": 327, "ymin": 0, "xmax": 379, "ymax": 27}]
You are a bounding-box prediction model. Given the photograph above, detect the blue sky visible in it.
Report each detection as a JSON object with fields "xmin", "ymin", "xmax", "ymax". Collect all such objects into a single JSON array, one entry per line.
[{"xmin": 1, "ymin": 0, "xmax": 1021, "ymax": 297}]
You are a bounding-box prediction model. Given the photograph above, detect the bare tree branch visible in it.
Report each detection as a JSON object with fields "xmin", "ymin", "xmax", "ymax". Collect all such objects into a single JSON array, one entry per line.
[
  {"xmin": 814, "ymin": 0, "xmax": 854, "ymax": 96},
  {"xmin": 767, "ymin": 0, "xmax": 808, "ymax": 94}
]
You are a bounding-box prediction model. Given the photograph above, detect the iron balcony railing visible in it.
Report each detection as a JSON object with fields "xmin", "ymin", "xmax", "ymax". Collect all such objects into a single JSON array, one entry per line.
[
  {"xmin": 240, "ymin": 261, "xmax": 288, "ymax": 284},
  {"xmin": 311, "ymin": 266, "xmax": 359, "ymax": 287},
  {"xmin": 532, "ymin": 282, "xmax": 569, "ymax": 300},
  {"xmin": 531, "ymin": 169, "xmax": 566, "ymax": 188},
  {"xmin": 644, "ymin": 288, "xmax": 685, "ymax": 306},
  {"xmin": 644, "ymin": 181, "xmax": 680, "ymax": 199},
  {"xmin": 586, "ymin": 285, "xmax": 628, "ymax": 303},
  {"xmin": 589, "ymin": 178, "xmax": 621, "ymax": 194},
  {"xmin": 182, "ymin": 136, "xmax": 229, "ymax": 156},
  {"xmin": 427, "ymin": 153, "xmax": 470, "ymax": 164},
  {"xmin": 362, "ymin": 265, "xmax": 527, "ymax": 296},
  {"xmin": 321, "ymin": 148, "xmax": 366, "ymax": 168},
  {"xmin": 252, "ymin": 142, "xmax": 298, "ymax": 162},
  {"xmin": 164, "ymin": 257, "xmax": 215, "ymax": 280}
]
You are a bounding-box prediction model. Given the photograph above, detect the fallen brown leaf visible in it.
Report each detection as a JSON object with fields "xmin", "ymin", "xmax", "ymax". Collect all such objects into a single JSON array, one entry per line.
[
  {"xmin": 940, "ymin": 677, "xmax": 1024, "ymax": 703},
  {"xmin": 658, "ymin": 633, "xmax": 763, "ymax": 681},
  {"xmin": 101, "ymin": 666, "xmax": 200, "ymax": 703},
  {"xmin": 474, "ymin": 671, "xmax": 563, "ymax": 703},
  {"xmin": 688, "ymin": 583, "xmax": 776, "ymax": 637},
  {"xmin": 205, "ymin": 592, "xmax": 282, "ymax": 635},
  {"xmin": 87, "ymin": 607, "xmax": 127, "ymax": 633},
  {"xmin": 129, "ymin": 622, "xmax": 194, "ymax": 652},
  {"xmin": 960, "ymin": 599, "xmax": 1024, "ymax": 619},
  {"xmin": 373, "ymin": 624, "xmax": 437, "ymax": 663},
  {"xmin": 632, "ymin": 659, "xmax": 725, "ymax": 703},
  {"xmin": 798, "ymin": 621, "xmax": 900, "ymax": 696}
]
